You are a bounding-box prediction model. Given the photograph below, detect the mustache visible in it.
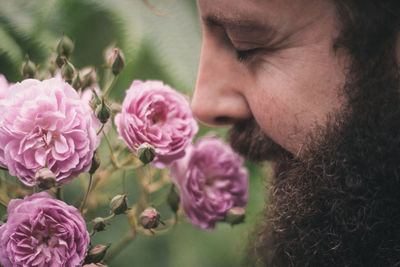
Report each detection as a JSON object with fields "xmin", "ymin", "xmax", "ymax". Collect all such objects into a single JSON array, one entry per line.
[{"xmin": 228, "ymin": 118, "xmax": 288, "ymax": 163}]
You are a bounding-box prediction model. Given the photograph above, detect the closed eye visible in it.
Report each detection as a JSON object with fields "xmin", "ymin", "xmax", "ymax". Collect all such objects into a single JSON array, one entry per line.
[{"xmin": 236, "ymin": 48, "xmax": 259, "ymax": 62}]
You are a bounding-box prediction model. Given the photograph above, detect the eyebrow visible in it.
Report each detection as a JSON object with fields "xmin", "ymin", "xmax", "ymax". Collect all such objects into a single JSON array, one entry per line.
[
  {"xmin": 203, "ymin": 15, "xmax": 272, "ymax": 31},
  {"xmin": 203, "ymin": 14, "xmax": 278, "ymax": 37}
]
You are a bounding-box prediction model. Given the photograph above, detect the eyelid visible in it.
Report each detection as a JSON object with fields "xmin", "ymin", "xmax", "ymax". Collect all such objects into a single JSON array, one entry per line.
[{"xmin": 235, "ymin": 48, "xmax": 260, "ymax": 62}]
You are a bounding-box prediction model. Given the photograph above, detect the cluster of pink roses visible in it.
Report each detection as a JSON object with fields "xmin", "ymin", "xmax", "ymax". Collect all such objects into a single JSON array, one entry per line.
[
  {"xmin": 0, "ymin": 75, "xmax": 100, "ymax": 266},
  {"xmin": 0, "ymin": 75, "xmax": 249, "ymax": 266},
  {"xmin": 115, "ymin": 80, "xmax": 249, "ymax": 230}
]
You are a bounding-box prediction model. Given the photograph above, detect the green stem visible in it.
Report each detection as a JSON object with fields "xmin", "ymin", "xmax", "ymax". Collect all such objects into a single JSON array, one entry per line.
[
  {"xmin": 151, "ymin": 213, "xmax": 178, "ymax": 236},
  {"xmin": 103, "ymin": 74, "xmax": 119, "ymax": 98},
  {"xmin": 121, "ymin": 163, "xmax": 144, "ymax": 171},
  {"xmin": 103, "ymin": 213, "xmax": 116, "ymax": 221},
  {"xmin": 79, "ymin": 173, "xmax": 93, "ymax": 213},
  {"xmin": 56, "ymin": 187, "xmax": 63, "ymax": 200},
  {"xmin": 105, "ymin": 230, "xmax": 136, "ymax": 263},
  {"xmin": 96, "ymin": 123, "xmax": 105, "ymax": 136},
  {"xmin": 0, "ymin": 199, "xmax": 8, "ymax": 209},
  {"xmin": 102, "ymin": 129, "xmax": 120, "ymax": 168},
  {"xmin": 122, "ymin": 170, "xmax": 126, "ymax": 194}
]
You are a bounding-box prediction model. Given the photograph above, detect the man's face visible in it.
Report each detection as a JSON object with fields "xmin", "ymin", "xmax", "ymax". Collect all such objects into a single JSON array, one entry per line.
[
  {"xmin": 193, "ymin": 0, "xmax": 347, "ymax": 157},
  {"xmin": 194, "ymin": 0, "xmax": 400, "ymax": 266}
]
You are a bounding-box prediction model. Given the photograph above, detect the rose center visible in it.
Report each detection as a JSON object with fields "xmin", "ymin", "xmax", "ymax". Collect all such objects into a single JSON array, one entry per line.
[
  {"xmin": 148, "ymin": 102, "xmax": 167, "ymax": 124},
  {"xmin": 42, "ymin": 236, "xmax": 50, "ymax": 244}
]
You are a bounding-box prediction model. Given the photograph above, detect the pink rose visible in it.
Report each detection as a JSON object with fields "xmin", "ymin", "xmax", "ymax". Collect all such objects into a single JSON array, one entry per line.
[
  {"xmin": 170, "ymin": 136, "xmax": 249, "ymax": 230},
  {"xmin": 0, "ymin": 192, "xmax": 89, "ymax": 267},
  {"xmin": 115, "ymin": 80, "xmax": 198, "ymax": 168},
  {"xmin": 0, "ymin": 78, "xmax": 100, "ymax": 186}
]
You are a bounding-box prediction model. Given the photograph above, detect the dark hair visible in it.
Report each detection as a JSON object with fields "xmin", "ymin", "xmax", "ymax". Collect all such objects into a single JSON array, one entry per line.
[
  {"xmin": 332, "ymin": 0, "xmax": 400, "ymax": 132},
  {"xmin": 333, "ymin": 0, "xmax": 400, "ymax": 103}
]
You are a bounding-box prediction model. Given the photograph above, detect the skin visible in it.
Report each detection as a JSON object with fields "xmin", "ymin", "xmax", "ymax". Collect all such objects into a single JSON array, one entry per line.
[{"xmin": 192, "ymin": 0, "xmax": 348, "ymax": 156}]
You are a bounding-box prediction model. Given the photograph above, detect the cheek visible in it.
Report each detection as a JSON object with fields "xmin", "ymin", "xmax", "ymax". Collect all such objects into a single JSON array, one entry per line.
[
  {"xmin": 246, "ymin": 87, "xmax": 308, "ymax": 154},
  {"xmin": 244, "ymin": 60, "xmax": 345, "ymax": 155}
]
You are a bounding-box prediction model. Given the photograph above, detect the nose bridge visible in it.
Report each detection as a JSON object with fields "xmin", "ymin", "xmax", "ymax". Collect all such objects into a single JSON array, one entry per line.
[{"xmin": 192, "ymin": 40, "xmax": 252, "ymax": 127}]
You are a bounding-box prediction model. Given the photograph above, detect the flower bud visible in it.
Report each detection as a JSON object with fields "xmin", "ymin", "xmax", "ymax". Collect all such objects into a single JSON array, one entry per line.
[
  {"xmin": 72, "ymin": 72, "xmax": 83, "ymax": 90},
  {"xmin": 55, "ymin": 55, "xmax": 65, "ymax": 68},
  {"xmin": 85, "ymin": 244, "xmax": 110, "ymax": 264},
  {"xmin": 110, "ymin": 194, "xmax": 128, "ymax": 215},
  {"xmin": 95, "ymin": 97, "xmax": 111, "ymax": 124},
  {"xmin": 34, "ymin": 168, "xmax": 56, "ymax": 190},
  {"xmin": 91, "ymin": 217, "xmax": 107, "ymax": 232},
  {"xmin": 80, "ymin": 67, "xmax": 97, "ymax": 88},
  {"xmin": 90, "ymin": 88, "xmax": 102, "ymax": 110},
  {"xmin": 106, "ymin": 48, "xmax": 125, "ymax": 75},
  {"xmin": 137, "ymin": 142, "xmax": 156, "ymax": 164},
  {"xmin": 61, "ymin": 59, "xmax": 75, "ymax": 84},
  {"xmin": 20, "ymin": 56, "xmax": 36, "ymax": 79},
  {"xmin": 89, "ymin": 151, "xmax": 101, "ymax": 175},
  {"xmin": 167, "ymin": 185, "xmax": 180, "ymax": 213},
  {"xmin": 139, "ymin": 207, "xmax": 161, "ymax": 229},
  {"xmin": 57, "ymin": 35, "xmax": 74, "ymax": 59},
  {"xmin": 225, "ymin": 207, "xmax": 246, "ymax": 226}
]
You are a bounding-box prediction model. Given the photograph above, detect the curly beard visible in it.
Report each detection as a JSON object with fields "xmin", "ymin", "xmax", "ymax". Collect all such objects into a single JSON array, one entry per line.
[{"xmin": 229, "ymin": 31, "xmax": 400, "ymax": 267}]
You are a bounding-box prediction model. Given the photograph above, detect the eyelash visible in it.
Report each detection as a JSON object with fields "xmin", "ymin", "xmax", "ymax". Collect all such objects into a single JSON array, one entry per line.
[{"xmin": 236, "ymin": 48, "xmax": 258, "ymax": 62}]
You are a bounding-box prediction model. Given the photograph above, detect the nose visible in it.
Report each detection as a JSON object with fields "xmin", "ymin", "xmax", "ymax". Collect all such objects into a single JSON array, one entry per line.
[{"xmin": 192, "ymin": 39, "xmax": 252, "ymax": 127}]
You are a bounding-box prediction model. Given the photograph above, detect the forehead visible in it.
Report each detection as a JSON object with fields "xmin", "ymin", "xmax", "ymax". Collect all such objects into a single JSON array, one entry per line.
[{"xmin": 197, "ymin": 0, "xmax": 337, "ymax": 31}]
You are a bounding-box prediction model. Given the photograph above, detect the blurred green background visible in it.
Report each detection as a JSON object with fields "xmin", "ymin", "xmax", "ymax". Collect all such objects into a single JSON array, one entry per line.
[{"xmin": 0, "ymin": 0, "xmax": 268, "ymax": 266}]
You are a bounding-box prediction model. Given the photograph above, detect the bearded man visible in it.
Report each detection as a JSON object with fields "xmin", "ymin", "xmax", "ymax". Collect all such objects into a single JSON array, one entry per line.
[{"xmin": 192, "ymin": 0, "xmax": 400, "ymax": 266}]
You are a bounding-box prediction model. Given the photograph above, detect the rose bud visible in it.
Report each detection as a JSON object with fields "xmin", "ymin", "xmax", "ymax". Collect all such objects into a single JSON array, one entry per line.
[
  {"xmin": 35, "ymin": 168, "xmax": 57, "ymax": 190},
  {"xmin": 139, "ymin": 207, "xmax": 161, "ymax": 229},
  {"xmin": 225, "ymin": 207, "xmax": 246, "ymax": 226},
  {"xmin": 90, "ymin": 88, "xmax": 102, "ymax": 110},
  {"xmin": 89, "ymin": 151, "xmax": 101, "ymax": 175},
  {"xmin": 110, "ymin": 194, "xmax": 128, "ymax": 215},
  {"xmin": 95, "ymin": 97, "xmax": 111, "ymax": 124},
  {"xmin": 55, "ymin": 54, "xmax": 65, "ymax": 68},
  {"xmin": 72, "ymin": 71, "xmax": 83, "ymax": 90},
  {"xmin": 57, "ymin": 35, "xmax": 74, "ymax": 59},
  {"xmin": 91, "ymin": 217, "xmax": 107, "ymax": 232},
  {"xmin": 80, "ymin": 66, "xmax": 97, "ymax": 88},
  {"xmin": 85, "ymin": 244, "xmax": 110, "ymax": 264},
  {"xmin": 106, "ymin": 48, "xmax": 125, "ymax": 75},
  {"xmin": 137, "ymin": 142, "xmax": 156, "ymax": 164},
  {"xmin": 167, "ymin": 185, "xmax": 180, "ymax": 213},
  {"xmin": 20, "ymin": 57, "xmax": 36, "ymax": 79},
  {"xmin": 61, "ymin": 59, "xmax": 76, "ymax": 84}
]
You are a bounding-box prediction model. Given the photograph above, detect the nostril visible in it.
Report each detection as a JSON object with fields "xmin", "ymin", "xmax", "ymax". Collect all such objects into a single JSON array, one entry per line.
[{"xmin": 214, "ymin": 116, "xmax": 233, "ymax": 124}]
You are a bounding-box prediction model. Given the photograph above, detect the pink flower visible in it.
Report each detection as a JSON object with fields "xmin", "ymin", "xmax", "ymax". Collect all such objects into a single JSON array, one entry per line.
[
  {"xmin": 0, "ymin": 74, "xmax": 10, "ymax": 99},
  {"xmin": 0, "ymin": 78, "xmax": 100, "ymax": 186},
  {"xmin": 170, "ymin": 136, "xmax": 249, "ymax": 230},
  {"xmin": 115, "ymin": 80, "xmax": 198, "ymax": 168},
  {"xmin": 0, "ymin": 192, "xmax": 89, "ymax": 267}
]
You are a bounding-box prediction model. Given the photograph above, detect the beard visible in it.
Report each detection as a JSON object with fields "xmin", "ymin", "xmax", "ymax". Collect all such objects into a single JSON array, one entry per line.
[
  {"xmin": 229, "ymin": 57, "xmax": 400, "ymax": 266},
  {"xmin": 229, "ymin": 118, "xmax": 289, "ymax": 163}
]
